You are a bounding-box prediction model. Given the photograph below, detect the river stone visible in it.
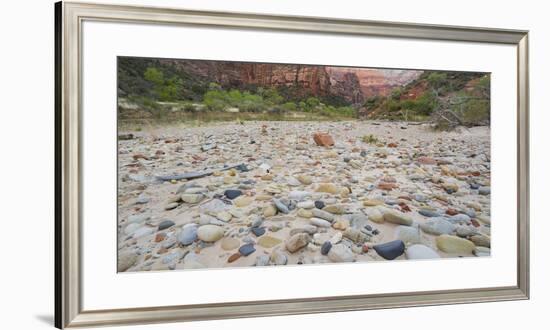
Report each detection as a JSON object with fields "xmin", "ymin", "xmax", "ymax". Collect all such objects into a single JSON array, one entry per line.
[
  {"xmin": 199, "ymin": 199, "xmax": 229, "ymax": 213},
  {"xmin": 177, "ymin": 225, "xmax": 198, "ymax": 245},
  {"xmin": 239, "ymin": 243, "xmax": 256, "ymax": 256},
  {"xmin": 271, "ymin": 250, "xmax": 288, "ymax": 265},
  {"xmin": 456, "ymin": 225, "xmax": 478, "ymax": 237},
  {"xmin": 420, "ymin": 218, "xmax": 455, "ymax": 235},
  {"xmin": 448, "ymin": 214, "xmax": 471, "ymax": 224},
  {"xmin": 363, "ymin": 199, "xmax": 384, "ymax": 206},
  {"xmin": 184, "ymin": 187, "xmax": 208, "ymax": 194},
  {"xmin": 251, "ymin": 227, "xmax": 266, "ymax": 237},
  {"xmin": 373, "ymin": 240, "xmax": 405, "ymax": 260},
  {"xmin": 234, "ymin": 196, "xmax": 253, "ymax": 207},
  {"xmin": 474, "ymin": 246, "xmax": 491, "ymax": 257},
  {"xmin": 273, "ymin": 198, "xmax": 290, "ymax": 214},
  {"xmin": 332, "ymin": 219, "xmax": 350, "ymax": 231},
  {"xmin": 478, "ymin": 186, "xmax": 491, "ymax": 195},
  {"xmin": 228, "ymin": 253, "xmax": 241, "ymax": 263},
  {"xmin": 180, "ymin": 193, "xmax": 205, "ymax": 204},
  {"xmin": 310, "ymin": 218, "xmax": 331, "ymax": 228},
  {"xmin": 263, "ymin": 204, "xmax": 277, "ymax": 217},
  {"xmin": 224, "ymin": 189, "xmax": 242, "ymax": 200},
  {"xmin": 330, "ymin": 232, "xmax": 343, "ymax": 244},
  {"xmin": 197, "ymin": 225, "xmax": 224, "ymax": 242},
  {"xmin": 367, "ymin": 208, "xmax": 384, "ymax": 223},
  {"xmin": 158, "ymin": 220, "xmax": 175, "ymax": 231},
  {"xmin": 297, "ymin": 200, "xmax": 315, "ymax": 209},
  {"xmin": 133, "ymin": 227, "xmax": 154, "ymax": 239},
  {"xmin": 343, "ymin": 228, "xmax": 367, "ymax": 243},
  {"xmin": 382, "ymin": 208, "xmax": 413, "ymax": 226},
  {"xmin": 321, "ymin": 241, "xmax": 332, "ymax": 255},
  {"xmin": 314, "ymin": 201, "xmax": 325, "ymax": 209},
  {"xmin": 164, "ymin": 203, "xmax": 180, "ymax": 211},
  {"xmin": 328, "ymin": 244, "xmax": 354, "ymax": 262},
  {"xmin": 286, "ymin": 233, "xmax": 310, "ymax": 253},
  {"xmin": 348, "ymin": 213, "xmax": 369, "ymax": 229},
  {"xmin": 221, "ymin": 237, "xmax": 240, "ymax": 250},
  {"xmin": 297, "ymin": 209, "xmax": 313, "ymax": 218},
  {"xmin": 118, "ymin": 251, "xmax": 138, "ymax": 272},
  {"xmin": 405, "ymin": 244, "xmax": 440, "ymax": 260},
  {"xmin": 289, "ymin": 190, "xmax": 311, "ymax": 201},
  {"xmin": 216, "ymin": 211, "xmax": 232, "ymax": 222},
  {"xmin": 323, "ymin": 204, "xmax": 346, "ymax": 214},
  {"xmin": 124, "ymin": 223, "xmax": 142, "ymax": 235},
  {"xmin": 311, "ymin": 209, "xmax": 335, "ymax": 222},
  {"xmin": 136, "ymin": 194, "xmax": 150, "ymax": 204},
  {"xmin": 395, "ymin": 226, "xmax": 421, "ymax": 244},
  {"xmin": 470, "ymin": 235, "xmax": 491, "ymax": 247},
  {"xmin": 128, "ymin": 213, "xmax": 150, "ymax": 224},
  {"xmin": 297, "ymin": 175, "xmax": 313, "ymax": 185},
  {"xmin": 255, "ymin": 255, "xmax": 270, "ymax": 266},
  {"xmin": 258, "ymin": 235, "xmax": 283, "ymax": 248},
  {"xmin": 290, "ymin": 225, "xmax": 318, "ymax": 236},
  {"xmin": 436, "ymin": 235, "xmax": 475, "ymax": 254},
  {"xmin": 316, "ymin": 183, "xmax": 340, "ymax": 194},
  {"xmin": 476, "ymin": 214, "xmax": 491, "ymax": 224},
  {"xmin": 418, "ymin": 208, "xmax": 442, "ymax": 217}
]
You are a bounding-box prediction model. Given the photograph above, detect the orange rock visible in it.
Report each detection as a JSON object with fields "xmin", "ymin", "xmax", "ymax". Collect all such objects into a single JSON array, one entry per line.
[
  {"xmin": 387, "ymin": 142, "xmax": 398, "ymax": 148},
  {"xmin": 154, "ymin": 233, "xmax": 166, "ymax": 242},
  {"xmin": 378, "ymin": 182, "xmax": 398, "ymax": 191},
  {"xmin": 446, "ymin": 208, "xmax": 459, "ymax": 216},
  {"xmin": 228, "ymin": 253, "xmax": 241, "ymax": 263},
  {"xmin": 313, "ymin": 132, "xmax": 335, "ymax": 147}
]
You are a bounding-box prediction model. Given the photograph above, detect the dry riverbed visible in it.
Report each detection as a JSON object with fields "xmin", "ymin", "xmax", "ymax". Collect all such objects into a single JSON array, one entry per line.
[{"xmin": 117, "ymin": 120, "xmax": 491, "ymax": 272}]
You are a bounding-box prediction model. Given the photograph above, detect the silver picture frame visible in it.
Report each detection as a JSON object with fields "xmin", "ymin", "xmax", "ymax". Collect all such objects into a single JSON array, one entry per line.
[{"xmin": 55, "ymin": 1, "xmax": 529, "ymax": 328}]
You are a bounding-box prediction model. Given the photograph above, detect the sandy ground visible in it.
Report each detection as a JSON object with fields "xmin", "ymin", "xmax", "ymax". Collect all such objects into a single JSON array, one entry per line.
[{"xmin": 117, "ymin": 120, "xmax": 491, "ymax": 272}]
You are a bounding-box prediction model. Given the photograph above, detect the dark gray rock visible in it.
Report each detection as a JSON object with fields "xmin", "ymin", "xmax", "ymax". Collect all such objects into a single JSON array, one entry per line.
[
  {"xmin": 373, "ymin": 240, "xmax": 405, "ymax": 260},
  {"xmin": 224, "ymin": 189, "xmax": 242, "ymax": 200},
  {"xmin": 158, "ymin": 220, "xmax": 175, "ymax": 231},
  {"xmin": 321, "ymin": 241, "xmax": 332, "ymax": 255},
  {"xmin": 314, "ymin": 201, "xmax": 325, "ymax": 209},
  {"xmin": 177, "ymin": 226, "xmax": 198, "ymax": 246},
  {"xmin": 239, "ymin": 243, "xmax": 256, "ymax": 256},
  {"xmin": 251, "ymin": 227, "xmax": 266, "ymax": 237}
]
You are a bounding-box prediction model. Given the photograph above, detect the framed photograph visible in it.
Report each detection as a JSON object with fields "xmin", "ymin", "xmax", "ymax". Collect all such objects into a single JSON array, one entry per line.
[{"xmin": 55, "ymin": 1, "xmax": 529, "ymax": 328}]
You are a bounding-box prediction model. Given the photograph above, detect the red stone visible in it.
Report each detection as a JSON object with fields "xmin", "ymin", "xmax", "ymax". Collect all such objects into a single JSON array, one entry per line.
[
  {"xmin": 154, "ymin": 233, "xmax": 166, "ymax": 242},
  {"xmin": 417, "ymin": 156, "xmax": 437, "ymax": 165},
  {"xmin": 313, "ymin": 132, "xmax": 335, "ymax": 147},
  {"xmin": 228, "ymin": 253, "xmax": 241, "ymax": 263},
  {"xmin": 378, "ymin": 182, "xmax": 398, "ymax": 191},
  {"xmin": 446, "ymin": 209, "xmax": 459, "ymax": 216},
  {"xmin": 387, "ymin": 142, "xmax": 398, "ymax": 148}
]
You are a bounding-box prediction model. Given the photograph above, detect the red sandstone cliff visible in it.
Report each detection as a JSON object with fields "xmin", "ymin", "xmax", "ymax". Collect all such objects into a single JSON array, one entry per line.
[{"xmin": 159, "ymin": 59, "xmax": 421, "ymax": 105}]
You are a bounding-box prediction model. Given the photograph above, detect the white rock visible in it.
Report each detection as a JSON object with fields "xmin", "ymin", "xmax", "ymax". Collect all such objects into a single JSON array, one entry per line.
[
  {"xmin": 197, "ymin": 225, "xmax": 224, "ymax": 242},
  {"xmin": 328, "ymin": 244, "xmax": 354, "ymax": 262},
  {"xmin": 405, "ymin": 244, "xmax": 440, "ymax": 260}
]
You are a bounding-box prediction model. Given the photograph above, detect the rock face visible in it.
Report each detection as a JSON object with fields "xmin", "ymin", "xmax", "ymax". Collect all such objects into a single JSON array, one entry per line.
[{"xmin": 122, "ymin": 59, "xmax": 424, "ymax": 108}]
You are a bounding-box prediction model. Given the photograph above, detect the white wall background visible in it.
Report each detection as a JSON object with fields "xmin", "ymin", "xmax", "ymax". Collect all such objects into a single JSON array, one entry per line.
[{"xmin": 0, "ymin": 0, "xmax": 547, "ymax": 329}]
